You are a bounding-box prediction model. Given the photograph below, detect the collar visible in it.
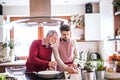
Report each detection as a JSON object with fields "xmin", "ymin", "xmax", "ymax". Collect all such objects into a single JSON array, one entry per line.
[
  {"xmin": 42, "ymin": 38, "xmax": 46, "ymax": 45},
  {"xmin": 42, "ymin": 38, "xmax": 50, "ymax": 48}
]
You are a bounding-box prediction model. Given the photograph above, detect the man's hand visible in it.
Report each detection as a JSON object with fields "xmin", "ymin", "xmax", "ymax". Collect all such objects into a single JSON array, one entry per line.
[
  {"xmin": 71, "ymin": 63, "xmax": 78, "ymax": 69},
  {"xmin": 50, "ymin": 43, "xmax": 57, "ymax": 48},
  {"xmin": 66, "ymin": 66, "xmax": 78, "ymax": 73},
  {"xmin": 48, "ymin": 61, "xmax": 57, "ymax": 70}
]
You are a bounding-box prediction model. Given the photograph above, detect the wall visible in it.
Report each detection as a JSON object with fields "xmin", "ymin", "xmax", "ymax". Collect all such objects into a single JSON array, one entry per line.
[
  {"xmin": 77, "ymin": 42, "xmax": 99, "ymax": 52},
  {"xmin": 3, "ymin": 5, "xmax": 84, "ymax": 16},
  {"xmin": 51, "ymin": 5, "xmax": 85, "ymax": 16}
]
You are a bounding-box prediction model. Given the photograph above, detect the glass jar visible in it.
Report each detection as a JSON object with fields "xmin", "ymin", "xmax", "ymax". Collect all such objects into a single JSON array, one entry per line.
[{"xmin": 117, "ymin": 28, "xmax": 120, "ymax": 36}]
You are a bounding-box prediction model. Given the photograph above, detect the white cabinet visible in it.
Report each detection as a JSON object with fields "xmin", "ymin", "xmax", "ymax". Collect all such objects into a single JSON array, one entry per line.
[
  {"xmin": 99, "ymin": 0, "xmax": 115, "ymax": 61},
  {"xmin": 100, "ymin": 0, "xmax": 114, "ymax": 40},
  {"xmin": 0, "ymin": 27, "xmax": 7, "ymax": 42},
  {"xmin": 0, "ymin": 15, "xmax": 8, "ymax": 42},
  {"xmin": 85, "ymin": 13, "xmax": 100, "ymax": 40},
  {"xmin": 0, "ymin": 16, "xmax": 4, "ymax": 26}
]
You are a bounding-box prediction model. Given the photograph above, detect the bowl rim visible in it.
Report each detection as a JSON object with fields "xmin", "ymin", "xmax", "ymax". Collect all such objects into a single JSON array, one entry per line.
[
  {"xmin": 5, "ymin": 66, "xmax": 26, "ymax": 72},
  {"xmin": 38, "ymin": 70, "xmax": 60, "ymax": 75},
  {"xmin": 105, "ymin": 72, "xmax": 120, "ymax": 79},
  {"xmin": 5, "ymin": 66, "xmax": 26, "ymax": 69}
]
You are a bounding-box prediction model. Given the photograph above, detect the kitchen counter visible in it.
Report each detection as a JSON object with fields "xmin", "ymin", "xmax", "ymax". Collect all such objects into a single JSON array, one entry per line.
[
  {"xmin": 0, "ymin": 60, "xmax": 120, "ymax": 80},
  {"xmin": 0, "ymin": 60, "xmax": 26, "ymax": 66},
  {"xmin": 3, "ymin": 71, "xmax": 119, "ymax": 80},
  {"xmin": 5, "ymin": 71, "xmax": 82, "ymax": 80},
  {"xmin": 0, "ymin": 60, "xmax": 26, "ymax": 73}
]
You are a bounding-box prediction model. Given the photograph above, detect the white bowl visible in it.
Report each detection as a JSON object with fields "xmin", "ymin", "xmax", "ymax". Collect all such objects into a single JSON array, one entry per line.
[
  {"xmin": 5, "ymin": 66, "xmax": 26, "ymax": 77},
  {"xmin": 38, "ymin": 70, "xmax": 60, "ymax": 78},
  {"xmin": 105, "ymin": 72, "xmax": 120, "ymax": 79}
]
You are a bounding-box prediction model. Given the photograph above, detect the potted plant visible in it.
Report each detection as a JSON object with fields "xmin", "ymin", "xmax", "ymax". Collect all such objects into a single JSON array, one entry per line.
[
  {"xmin": 96, "ymin": 59, "xmax": 105, "ymax": 71},
  {"xmin": 1, "ymin": 39, "xmax": 19, "ymax": 62},
  {"xmin": 82, "ymin": 61, "xmax": 95, "ymax": 80},
  {"xmin": 84, "ymin": 61, "xmax": 95, "ymax": 72},
  {"xmin": 96, "ymin": 59, "xmax": 105, "ymax": 80},
  {"xmin": 112, "ymin": 0, "xmax": 120, "ymax": 11},
  {"xmin": 2, "ymin": 40, "xmax": 16, "ymax": 49}
]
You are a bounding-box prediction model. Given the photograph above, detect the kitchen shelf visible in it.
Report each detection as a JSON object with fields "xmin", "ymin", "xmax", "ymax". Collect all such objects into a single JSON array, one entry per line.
[
  {"xmin": 108, "ymin": 38, "xmax": 120, "ymax": 41},
  {"xmin": 76, "ymin": 39, "xmax": 100, "ymax": 42},
  {"xmin": 76, "ymin": 39, "xmax": 85, "ymax": 42}
]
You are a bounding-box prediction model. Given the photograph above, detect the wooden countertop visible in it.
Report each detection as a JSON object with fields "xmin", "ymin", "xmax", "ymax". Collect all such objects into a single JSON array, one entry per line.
[{"xmin": 0, "ymin": 60, "xmax": 26, "ymax": 66}]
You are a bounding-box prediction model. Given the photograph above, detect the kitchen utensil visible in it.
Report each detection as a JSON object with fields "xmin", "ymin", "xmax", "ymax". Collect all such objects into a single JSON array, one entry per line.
[
  {"xmin": 79, "ymin": 51, "xmax": 88, "ymax": 61},
  {"xmin": 5, "ymin": 66, "xmax": 26, "ymax": 78},
  {"xmin": 89, "ymin": 53, "xmax": 97, "ymax": 60},
  {"xmin": 89, "ymin": 52, "xmax": 101, "ymax": 60},
  {"xmin": 79, "ymin": 51, "xmax": 83, "ymax": 60}
]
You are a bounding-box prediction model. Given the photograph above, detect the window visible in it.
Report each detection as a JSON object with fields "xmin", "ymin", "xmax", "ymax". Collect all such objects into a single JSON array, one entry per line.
[
  {"xmin": 8, "ymin": 16, "xmax": 70, "ymax": 57},
  {"xmin": 14, "ymin": 24, "xmax": 38, "ymax": 56},
  {"xmin": 14, "ymin": 24, "xmax": 60, "ymax": 56}
]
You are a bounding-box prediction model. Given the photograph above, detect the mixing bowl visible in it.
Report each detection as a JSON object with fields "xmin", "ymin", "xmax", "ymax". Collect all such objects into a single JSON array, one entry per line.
[{"xmin": 5, "ymin": 66, "xmax": 26, "ymax": 77}]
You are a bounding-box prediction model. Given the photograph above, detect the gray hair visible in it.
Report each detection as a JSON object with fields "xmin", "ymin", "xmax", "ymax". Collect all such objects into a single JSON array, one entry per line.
[{"xmin": 46, "ymin": 30, "xmax": 58, "ymax": 37}]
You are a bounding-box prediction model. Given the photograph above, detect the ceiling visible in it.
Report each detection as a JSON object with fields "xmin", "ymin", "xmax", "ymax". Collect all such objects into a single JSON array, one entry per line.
[{"xmin": 0, "ymin": 0, "xmax": 102, "ymax": 6}]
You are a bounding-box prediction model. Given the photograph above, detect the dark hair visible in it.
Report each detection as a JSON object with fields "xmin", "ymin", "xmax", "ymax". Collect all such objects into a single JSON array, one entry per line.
[{"xmin": 59, "ymin": 24, "xmax": 70, "ymax": 32}]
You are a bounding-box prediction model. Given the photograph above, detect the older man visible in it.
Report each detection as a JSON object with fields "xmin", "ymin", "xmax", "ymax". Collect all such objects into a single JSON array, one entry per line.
[{"xmin": 26, "ymin": 30, "xmax": 58, "ymax": 72}]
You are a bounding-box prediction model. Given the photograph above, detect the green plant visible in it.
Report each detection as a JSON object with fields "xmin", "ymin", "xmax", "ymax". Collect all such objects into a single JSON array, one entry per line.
[
  {"xmin": 0, "ymin": 74, "xmax": 6, "ymax": 80},
  {"xmin": 84, "ymin": 61, "xmax": 95, "ymax": 72},
  {"xmin": 112, "ymin": 0, "xmax": 120, "ymax": 11},
  {"xmin": 1, "ymin": 40, "xmax": 18, "ymax": 49},
  {"xmin": 96, "ymin": 59, "xmax": 105, "ymax": 71}
]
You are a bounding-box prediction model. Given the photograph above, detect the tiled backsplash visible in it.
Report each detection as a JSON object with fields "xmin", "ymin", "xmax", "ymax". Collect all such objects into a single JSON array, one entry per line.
[{"xmin": 76, "ymin": 41, "xmax": 99, "ymax": 52}]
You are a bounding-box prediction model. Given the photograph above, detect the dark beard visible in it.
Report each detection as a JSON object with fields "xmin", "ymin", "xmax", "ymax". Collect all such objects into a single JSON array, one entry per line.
[{"xmin": 62, "ymin": 38, "xmax": 70, "ymax": 42}]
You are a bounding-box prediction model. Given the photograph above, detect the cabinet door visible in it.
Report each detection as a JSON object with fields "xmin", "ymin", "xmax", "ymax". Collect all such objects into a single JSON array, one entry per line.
[
  {"xmin": 0, "ymin": 27, "xmax": 7, "ymax": 42},
  {"xmin": 0, "ymin": 27, "xmax": 4, "ymax": 42},
  {"xmin": 85, "ymin": 13, "xmax": 100, "ymax": 40},
  {"xmin": 0, "ymin": 16, "xmax": 6, "ymax": 42},
  {"xmin": 0, "ymin": 16, "xmax": 4, "ymax": 26}
]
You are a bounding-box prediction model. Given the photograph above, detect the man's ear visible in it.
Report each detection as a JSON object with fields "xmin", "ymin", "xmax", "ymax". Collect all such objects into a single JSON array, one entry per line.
[{"xmin": 46, "ymin": 35, "xmax": 50, "ymax": 41}]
